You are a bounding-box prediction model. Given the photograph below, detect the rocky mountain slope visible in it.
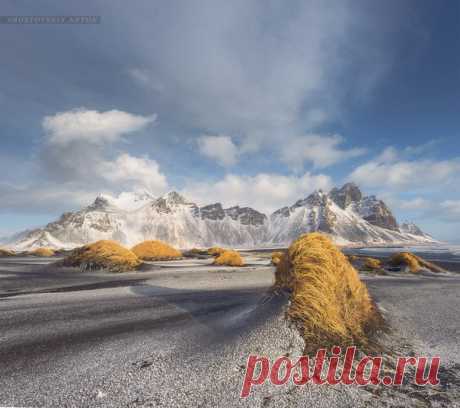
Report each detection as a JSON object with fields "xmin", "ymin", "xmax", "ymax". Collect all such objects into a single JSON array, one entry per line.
[{"xmin": 7, "ymin": 184, "xmax": 435, "ymax": 250}]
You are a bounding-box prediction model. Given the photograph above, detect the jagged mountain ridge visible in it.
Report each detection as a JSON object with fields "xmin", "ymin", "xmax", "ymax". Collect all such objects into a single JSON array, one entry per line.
[{"xmin": 8, "ymin": 184, "xmax": 435, "ymax": 250}]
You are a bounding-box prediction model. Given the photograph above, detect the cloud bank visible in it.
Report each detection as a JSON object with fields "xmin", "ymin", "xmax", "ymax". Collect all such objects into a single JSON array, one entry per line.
[
  {"xmin": 0, "ymin": 108, "xmax": 167, "ymax": 212},
  {"xmin": 349, "ymin": 147, "xmax": 460, "ymax": 190},
  {"xmin": 183, "ymin": 172, "xmax": 332, "ymax": 214}
]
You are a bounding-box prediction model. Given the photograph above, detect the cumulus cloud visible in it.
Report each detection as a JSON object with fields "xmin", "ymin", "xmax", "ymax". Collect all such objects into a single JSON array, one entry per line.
[
  {"xmin": 280, "ymin": 134, "xmax": 366, "ymax": 170},
  {"xmin": 183, "ymin": 172, "xmax": 332, "ymax": 214},
  {"xmin": 101, "ymin": 153, "xmax": 167, "ymax": 192},
  {"xmin": 0, "ymin": 108, "xmax": 168, "ymax": 213},
  {"xmin": 376, "ymin": 146, "xmax": 399, "ymax": 163},
  {"xmin": 39, "ymin": 108, "xmax": 166, "ymax": 194},
  {"xmin": 0, "ymin": 2, "xmax": 429, "ymax": 222},
  {"xmin": 197, "ymin": 135, "xmax": 239, "ymax": 167},
  {"xmin": 43, "ymin": 108, "xmax": 156, "ymax": 145},
  {"xmin": 349, "ymin": 147, "xmax": 460, "ymax": 190}
]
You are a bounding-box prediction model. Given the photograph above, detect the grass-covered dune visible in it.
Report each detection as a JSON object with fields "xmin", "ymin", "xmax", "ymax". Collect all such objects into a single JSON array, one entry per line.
[
  {"xmin": 362, "ymin": 257, "xmax": 382, "ymax": 270},
  {"xmin": 29, "ymin": 248, "xmax": 55, "ymax": 257},
  {"xmin": 271, "ymin": 251, "xmax": 285, "ymax": 266},
  {"xmin": 63, "ymin": 240, "xmax": 141, "ymax": 272},
  {"xmin": 0, "ymin": 248, "xmax": 15, "ymax": 257},
  {"xmin": 131, "ymin": 240, "xmax": 182, "ymax": 261},
  {"xmin": 275, "ymin": 232, "xmax": 383, "ymax": 352},
  {"xmin": 389, "ymin": 251, "xmax": 445, "ymax": 273},
  {"xmin": 208, "ymin": 246, "xmax": 227, "ymax": 257},
  {"xmin": 213, "ymin": 250, "xmax": 245, "ymax": 267}
]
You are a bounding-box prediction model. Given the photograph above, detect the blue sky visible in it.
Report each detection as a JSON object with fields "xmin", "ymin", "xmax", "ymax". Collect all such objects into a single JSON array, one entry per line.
[{"xmin": 1, "ymin": 0, "xmax": 460, "ymax": 242}]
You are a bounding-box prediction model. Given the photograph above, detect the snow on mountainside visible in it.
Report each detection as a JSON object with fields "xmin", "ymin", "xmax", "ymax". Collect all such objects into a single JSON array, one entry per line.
[
  {"xmin": 9, "ymin": 184, "xmax": 436, "ymax": 250},
  {"xmin": 98, "ymin": 191, "xmax": 155, "ymax": 211},
  {"xmin": 270, "ymin": 186, "xmax": 434, "ymax": 246},
  {"xmin": 400, "ymin": 221, "xmax": 433, "ymax": 240}
]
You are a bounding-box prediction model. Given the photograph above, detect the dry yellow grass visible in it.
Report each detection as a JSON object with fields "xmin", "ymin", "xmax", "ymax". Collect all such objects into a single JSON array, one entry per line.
[
  {"xmin": 389, "ymin": 252, "xmax": 444, "ymax": 273},
  {"xmin": 30, "ymin": 248, "xmax": 55, "ymax": 257},
  {"xmin": 346, "ymin": 254, "xmax": 358, "ymax": 262},
  {"xmin": 131, "ymin": 240, "xmax": 182, "ymax": 261},
  {"xmin": 213, "ymin": 250, "xmax": 245, "ymax": 267},
  {"xmin": 63, "ymin": 240, "xmax": 141, "ymax": 272},
  {"xmin": 208, "ymin": 246, "xmax": 227, "ymax": 256},
  {"xmin": 0, "ymin": 248, "xmax": 15, "ymax": 257},
  {"xmin": 275, "ymin": 232, "xmax": 383, "ymax": 352},
  {"xmin": 271, "ymin": 251, "xmax": 285, "ymax": 265},
  {"xmin": 363, "ymin": 257, "xmax": 382, "ymax": 270},
  {"xmin": 274, "ymin": 251, "xmax": 292, "ymax": 288}
]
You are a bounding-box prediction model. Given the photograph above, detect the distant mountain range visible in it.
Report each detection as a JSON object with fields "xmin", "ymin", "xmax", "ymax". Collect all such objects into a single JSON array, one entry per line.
[{"xmin": 4, "ymin": 183, "xmax": 435, "ymax": 250}]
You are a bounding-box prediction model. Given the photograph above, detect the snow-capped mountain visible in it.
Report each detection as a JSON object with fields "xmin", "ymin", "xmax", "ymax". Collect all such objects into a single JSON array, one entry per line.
[
  {"xmin": 400, "ymin": 221, "xmax": 433, "ymax": 240},
  {"xmin": 10, "ymin": 191, "xmax": 269, "ymax": 250},
  {"xmin": 330, "ymin": 183, "xmax": 398, "ymax": 231},
  {"xmin": 8, "ymin": 184, "xmax": 436, "ymax": 250},
  {"xmin": 270, "ymin": 184, "xmax": 434, "ymax": 246}
]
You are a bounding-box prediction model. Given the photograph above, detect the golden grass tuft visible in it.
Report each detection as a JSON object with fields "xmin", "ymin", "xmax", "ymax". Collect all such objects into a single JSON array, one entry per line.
[
  {"xmin": 389, "ymin": 252, "xmax": 444, "ymax": 273},
  {"xmin": 275, "ymin": 232, "xmax": 383, "ymax": 352},
  {"xmin": 274, "ymin": 251, "xmax": 292, "ymax": 288},
  {"xmin": 363, "ymin": 257, "xmax": 382, "ymax": 270},
  {"xmin": 131, "ymin": 240, "xmax": 182, "ymax": 261},
  {"xmin": 30, "ymin": 248, "xmax": 55, "ymax": 257},
  {"xmin": 0, "ymin": 248, "xmax": 15, "ymax": 257},
  {"xmin": 63, "ymin": 240, "xmax": 141, "ymax": 272},
  {"xmin": 208, "ymin": 246, "xmax": 227, "ymax": 257},
  {"xmin": 271, "ymin": 251, "xmax": 285, "ymax": 265},
  {"xmin": 213, "ymin": 250, "xmax": 245, "ymax": 267}
]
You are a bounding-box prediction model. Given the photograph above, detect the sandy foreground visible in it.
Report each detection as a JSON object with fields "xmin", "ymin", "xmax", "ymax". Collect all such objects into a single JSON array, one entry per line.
[{"xmin": 0, "ymin": 254, "xmax": 459, "ymax": 407}]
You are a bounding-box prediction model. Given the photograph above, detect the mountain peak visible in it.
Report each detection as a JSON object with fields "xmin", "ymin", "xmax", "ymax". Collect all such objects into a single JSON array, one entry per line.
[
  {"xmin": 151, "ymin": 191, "xmax": 194, "ymax": 213},
  {"xmin": 292, "ymin": 189, "xmax": 328, "ymax": 208},
  {"xmin": 90, "ymin": 195, "xmax": 113, "ymax": 210},
  {"xmin": 8, "ymin": 183, "xmax": 437, "ymax": 251},
  {"xmin": 400, "ymin": 221, "xmax": 429, "ymax": 237},
  {"xmin": 329, "ymin": 183, "xmax": 362, "ymax": 209},
  {"xmin": 89, "ymin": 191, "xmax": 155, "ymax": 212},
  {"xmin": 341, "ymin": 181, "xmax": 359, "ymax": 189},
  {"xmin": 162, "ymin": 191, "xmax": 190, "ymax": 205},
  {"xmin": 355, "ymin": 195, "xmax": 399, "ymax": 231}
]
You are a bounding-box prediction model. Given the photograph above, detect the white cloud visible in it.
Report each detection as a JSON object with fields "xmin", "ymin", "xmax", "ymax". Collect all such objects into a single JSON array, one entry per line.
[
  {"xmin": 381, "ymin": 194, "xmax": 432, "ymax": 211},
  {"xmin": 376, "ymin": 146, "xmax": 399, "ymax": 163},
  {"xmin": 122, "ymin": 1, "xmax": 407, "ymax": 161},
  {"xmin": 280, "ymin": 134, "xmax": 366, "ymax": 170},
  {"xmin": 349, "ymin": 148, "xmax": 460, "ymax": 190},
  {"xmin": 0, "ymin": 108, "xmax": 169, "ymax": 213},
  {"xmin": 183, "ymin": 172, "xmax": 332, "ymax": 214},
  {"xmin": 40, "ymin": 108, "xmax": 167, "ymax": 194},
  {"xmin": 43, "ymin": 108, "xmax": 156, "ymax": 145},
  {"xmin": 197, "ymin": 135, "xmax": 239, "ymax": 167},
  {"xmin": 101, "ymin": 153, "xmax": 167, "ymax": 193},
  {"xmin": 404, "ymin": 140, "xmax": 439, "ymax": 156},
  {"xmin": 0, "ymin": 182, "xmax": 97, "ymax": 213},
  {"xmin": 398, "ymin": 197, "xmax": 431, "ymax": 210},
  {"xmin": 440, "ymin": 201, "xmax": 460, "ymax": 221}
]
